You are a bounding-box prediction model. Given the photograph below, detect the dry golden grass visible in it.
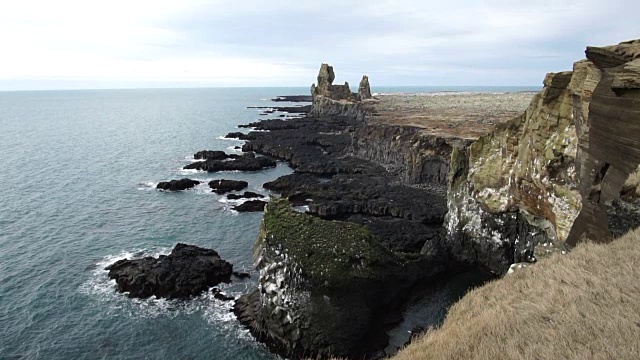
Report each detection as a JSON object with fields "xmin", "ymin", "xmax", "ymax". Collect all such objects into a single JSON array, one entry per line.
[
  {"xmin": 623, "ymin": 166, "xmax": 640, "ymax": 198},
  {"xmin": 392, "ymin": 227, "xmax": 640, "ymax": 360}
]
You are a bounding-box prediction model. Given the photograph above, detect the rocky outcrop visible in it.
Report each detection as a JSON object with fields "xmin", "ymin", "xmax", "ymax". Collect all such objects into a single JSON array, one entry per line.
[
  {"xmin": 227, "ymin": 191, "xmax": 264, "ymax": 200},
  {"xmin": 184, "ymin": 152, "xmax": 276, "ymax": 172},
  {"xmin": 157, "ymin": 178, "xmax": 200, "ymax": 191},
  {"xmin": 309, "ymin": 64, "xmax": 376, "ymax": 118},
  {"xmin": 234, "ymin": 198, "xmax": 446, "ymax": 359},
  {"xmin": 446, "ymin": 39, "xmax": 640, "ymax": 274},
  {"xmin": 566, "ymin": 41, "xmax": 640, "ymax": 246},
  {"xmin": 359, "ymin": 75, "xmax": 372, "ymax": 100},
  {"xmin": 208, "ymin": 179, "xmax": 248, "ymax": 194},
  {"xmin": 232, "ymin": 200, "xmax": 268, "ymax": 212},
  {"xmin": 194, "ymin": 150, "xmax": 239, "ymax": 161},
  {"xmin": 106, "ymin": 243, "xmax": 233, "ymax": 299}
]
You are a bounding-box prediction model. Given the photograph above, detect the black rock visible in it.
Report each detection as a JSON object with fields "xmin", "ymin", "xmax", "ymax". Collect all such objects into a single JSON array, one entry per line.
[
  {"xmin": 233, "ymin": 200, "xmax": 268, "ymax": 212},
  {"xmin": 184, "ymin": 153, "xmax": 277, "ymax": 173},
  {"xmin": 225, "ymin": 132, "xmax": 252, "ymax": 140},
  {"xmin": 271, "ymin": 95, "xmax": 313, "ymax": 102},
  {"xmin": 208, "ymin": 179, "xmax": 248, "ymax": 194},
  {"xmin": 213, "ymin": 292, "xmax": 235, "ymax": 301},
  {"xmin": 106, "ymin": 243, "xmax": 233, "ymax": 299},
  {"xmin": 157, "ymin": 178, "xmax": 200, "ymax": 191},
  {"xmin": 194, "ymin": 150, "xmax": 240, "ymax": 161},
  {"xmin": 232, "ymin": 271, "xmax": 251, "ymax": 279},
  {"xmin": 234, "ymin": 146, "xmax": 241, "ymax": 150},
  {"xmin": 227, "ymin": 191, "xmax": 265, "ymax": 200}
]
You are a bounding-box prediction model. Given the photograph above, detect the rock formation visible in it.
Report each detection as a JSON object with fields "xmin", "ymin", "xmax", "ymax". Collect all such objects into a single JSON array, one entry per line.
[
  {"xmin": 157, "ymin": 178, "xmax": 200, "ymax": 191},
  {"xmin": 232, "ymin": 200, "xmax": 268, "ymax": 212},
  {"xmin": 359, "ymin": 75, "xmax": 372, "ymax": 100},
  {"xmin": 309, "ymin": 63, "xmax": 374, "ymax": 118},
  {"xmin": 234, "ymin": 198, "xmax": 444, "ymax": 359},
  {"xmin": 208, "ymin": 179, "xmax": 248, "ymax": 194},
  {"xmin": 445, "ymin": 39, "xmax": 640, "ymax": 273},
  {"xmin": 184, "ymin": 152, "xmax": 276, "ymax": 172},
  {"xmin": 106, "ymin": 243, "xmax": 233, "ymax": 299}
]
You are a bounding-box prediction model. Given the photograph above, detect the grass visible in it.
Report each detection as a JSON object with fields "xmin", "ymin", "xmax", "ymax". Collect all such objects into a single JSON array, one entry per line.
[
  {"xmin": 392, "ymin": 227, "xmax": 640, "ymax": 360},
  {"xmin": 623, "ymin": 165, "xmax": 640, "ymax": 199}
]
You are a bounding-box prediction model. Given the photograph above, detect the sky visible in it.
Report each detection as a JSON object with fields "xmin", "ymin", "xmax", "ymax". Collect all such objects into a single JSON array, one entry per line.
[{"xmin": 0, "ymin": 0, "xmax": 638, "ymax": 90}]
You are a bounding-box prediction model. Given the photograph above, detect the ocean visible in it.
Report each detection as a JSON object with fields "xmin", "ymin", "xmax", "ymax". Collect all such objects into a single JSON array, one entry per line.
[{"xmin": 0, "ymin": 86, "xmax": 539, "ymax": 359}]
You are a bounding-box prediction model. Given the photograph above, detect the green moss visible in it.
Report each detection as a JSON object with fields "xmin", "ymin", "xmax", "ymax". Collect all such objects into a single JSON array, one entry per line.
[{"xmin": 259, "ymin": 198, "xmax": 401, "ymax": 288}]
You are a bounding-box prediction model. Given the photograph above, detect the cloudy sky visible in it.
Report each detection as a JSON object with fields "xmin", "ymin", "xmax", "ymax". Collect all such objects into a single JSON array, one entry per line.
[{"xmin": 0, "ymin": 0, "xmax": 637, "ymax": 90}]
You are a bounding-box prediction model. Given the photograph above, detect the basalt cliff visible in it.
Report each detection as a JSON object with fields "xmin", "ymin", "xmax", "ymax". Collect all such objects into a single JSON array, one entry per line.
[{"xmin": 235, "ymin": 39, "xmax": 640, "ymax": 359}]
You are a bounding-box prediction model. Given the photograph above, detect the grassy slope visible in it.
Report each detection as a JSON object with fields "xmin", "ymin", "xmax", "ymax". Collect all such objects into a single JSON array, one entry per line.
[{"xmin": 393, "ymin": 227, "xmax": 640, "ymax": 360}]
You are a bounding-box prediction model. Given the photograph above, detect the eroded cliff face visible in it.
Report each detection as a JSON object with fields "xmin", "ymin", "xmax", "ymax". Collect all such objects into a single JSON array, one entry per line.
[
  {"xmin": 234, "ymin": 198, "xmax": 443, "ymax": 359},
  {"xmin": 446, "ymin": 40, "xmax": 640, "ymax": 274},
  {"xmin": 351, "ymin": 124, "xmax": 462, "ymax": 186}
]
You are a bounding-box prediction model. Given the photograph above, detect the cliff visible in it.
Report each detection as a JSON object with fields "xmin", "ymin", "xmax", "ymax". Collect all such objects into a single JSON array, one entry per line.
[{"xmin": 446, "ymin": 39, "xmax": 640, "ymax": 274}]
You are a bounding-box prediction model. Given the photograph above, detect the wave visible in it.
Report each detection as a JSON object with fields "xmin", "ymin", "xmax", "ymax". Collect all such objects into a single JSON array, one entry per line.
[
  {"xmin": 78, "ymin": 247, "xmax": 255, "ymax": 340},
  {"xmin": 137, "ymin": 181, "xmax": 158, "ymax": 191},
  {"xmin": 216, "ymin": 136, "xmax": 245, "ymax": 142}
]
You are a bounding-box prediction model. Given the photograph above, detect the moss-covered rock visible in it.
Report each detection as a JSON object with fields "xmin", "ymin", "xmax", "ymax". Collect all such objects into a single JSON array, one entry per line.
[{"xmin": 234, "ymin": 198, "xmax": 445, "ymax": 359}]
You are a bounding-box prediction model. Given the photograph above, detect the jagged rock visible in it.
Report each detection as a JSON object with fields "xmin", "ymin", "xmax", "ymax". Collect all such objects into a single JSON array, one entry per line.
[
  {"xmin": 194, "ymin": 150, "xmax": 239, "ymax": 160},
  {"xmin": 225, "ymin": 132, "xmax": 253, "ymax": 140},
  {"xmin": 359, "ymin": 75, "xmax": 372, "ymax": 100},
  {"xmin": 157, "ymin": 178, "xmax": 200, "ymax": 191},
  {"xmin": 233, "ymin": 198, "xmax": 446, "ymax": 359},
  {"xmin": 232, "ymin": 200, "xmax": 268, "ymax": 212},
  {"xmin": 566, "ymin": 41, "xmax": 640, "ymax": 246},
  {"xmin": 309, "ymin": 64, "xmax": 372, "ymax": 118},
  {"xmin": 106, "ymin": 243, "xmax": 233, "ymax": 299},
  {"xmin": 184, "ymin": 153, "xmax": 276, "ymax": 172},
  {"xmin": 208, "ymin": 179, "xmax": 248, "ymax": 194},
  {"xmin": 226, "ymin": 191, "xmax": 264, "ymax": 200}
]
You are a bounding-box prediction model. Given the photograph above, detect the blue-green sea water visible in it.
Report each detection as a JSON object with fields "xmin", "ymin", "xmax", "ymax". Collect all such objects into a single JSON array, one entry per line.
[{"xmin": 0, "ymin": 86, "xmax": 539, "ymax": 360}]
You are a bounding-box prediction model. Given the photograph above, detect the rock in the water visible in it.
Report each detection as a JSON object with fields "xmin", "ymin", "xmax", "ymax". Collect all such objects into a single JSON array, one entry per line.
[
  {"xmin": 106, "ymin": 243, "xmax": 233, "ymax": 299},
  {"xmin": 232, "ymin": 200, "xmax": 268, "ymax": 212},
  {"xmin": 157, "ymin": 178, "xmax": 200, "ymax": 191},
  {"xmin": 184, "ymin": 153, "xmax": 277, "ymax": 172},
  {"xmin": 225, "ymin": 132, "xmax": 252, "ymax": 140},
  {"xmin": 194, "ymin": 150, "xmax": 239, "ymax": 160},
  {"xmin": 227, "ymin": 191, "xmax": 264, "ymax": 200},
  {"xmin": 359, "ymin": 75, "xmax": 372, "ymax": 100},
  {"xmin": 208, "ymin": 179, "xmax": 248, "ymax": 194}
]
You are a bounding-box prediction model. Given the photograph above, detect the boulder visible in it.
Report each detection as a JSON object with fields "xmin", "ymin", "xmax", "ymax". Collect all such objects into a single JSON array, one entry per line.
[
  {"xmin": 106, "ymin": 243, "xmax": 233, "ymax": 299},
  {"xmin": 232, "ymin": 200, "xmax": 268, "ymax": 212},
  {"xmin": 157, "ymin": 178, "xmax": 200, "ymax": 191},
  {"xmin": 227, "ymin": 191, "xmax": 264, "ymax": 200},
  {"xmin": 208, "ymin": 179, "xmax": 248, "ymax": 194}
]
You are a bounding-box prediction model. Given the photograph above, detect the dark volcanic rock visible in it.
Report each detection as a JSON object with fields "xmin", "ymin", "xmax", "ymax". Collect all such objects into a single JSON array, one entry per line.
[
  {"xmin": 106, "ymin": 243, "xmax": 233, "ymax": 299},
  {"xmin": 184, "ymin": 153, "xmax": 276, "ymax": 172},
  {"xmin": 271, "ymin": 95, "xmax": 313, "ymax": 102},
  {"xmin": 234, "ymin": 199, "xmax": 447, "ymax": 359},
  {"xmin": 194, "ymin": 150, "xmax": 239, "ymax": 160},
  {"xmin": 232, "ymin": 200, "xmax": 268, "ymax": 212},
  {"xmin": 208, "ymin": 179, "xmax": 248, "ymax": 194},
  {"xmin": 227, "ymin": 191, "xmax": 264, "ymax": 200},
  {"xmin": 225, "ymin": 132, "xmax": 253, "ymax": 140},
  {"xmin": 157, "ymin": 178, "xmax": 200, "ymax": 191}
]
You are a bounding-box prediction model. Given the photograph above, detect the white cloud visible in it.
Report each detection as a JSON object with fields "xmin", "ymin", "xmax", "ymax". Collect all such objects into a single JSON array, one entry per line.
[{"xmin": 0, "ymin": 0, "xmax": 638, "ymax": 90}]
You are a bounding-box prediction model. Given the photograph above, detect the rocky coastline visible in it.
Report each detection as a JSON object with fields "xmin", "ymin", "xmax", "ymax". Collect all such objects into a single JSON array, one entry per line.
[
  {"xmin": 121, "ymin": 39, "xmax": 639, "ymax": 360},
  {"xmin": 230, "ymin": 40, "xmax": 640, "ymax": 359}
]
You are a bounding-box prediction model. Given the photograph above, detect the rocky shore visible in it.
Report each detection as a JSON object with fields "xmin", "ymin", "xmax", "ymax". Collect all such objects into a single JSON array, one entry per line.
[{"xmin": 230, "ymin": 40, "xmax": 640, "ymax": 359}]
